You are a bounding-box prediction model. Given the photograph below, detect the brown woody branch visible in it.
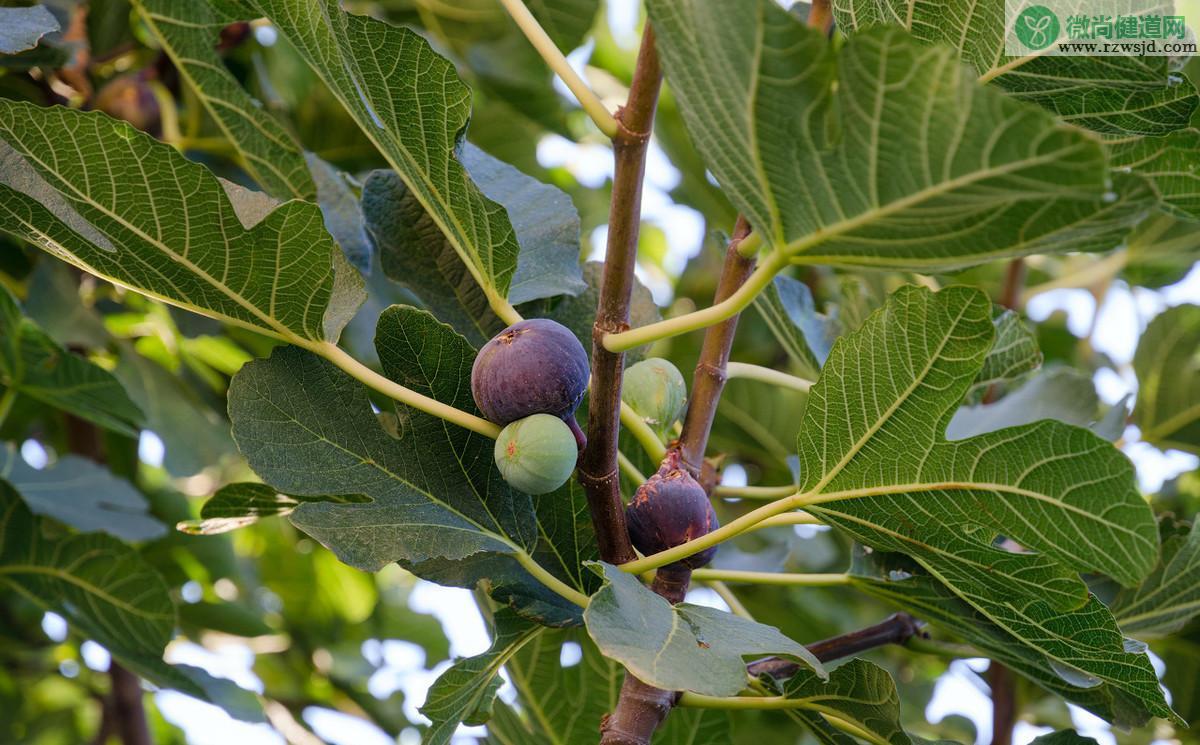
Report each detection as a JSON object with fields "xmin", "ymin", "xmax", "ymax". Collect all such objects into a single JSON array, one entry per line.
[
  {"xmin": 746, "ymin": 612, "xmax": 926, "ymax": 679},
  {"xmin": 578, "ymin": 23, "xmax": 663, "ymax": 567},
  {"xmin": 603, "ymin": 223, "xmax": 760, "ymax": 743}
]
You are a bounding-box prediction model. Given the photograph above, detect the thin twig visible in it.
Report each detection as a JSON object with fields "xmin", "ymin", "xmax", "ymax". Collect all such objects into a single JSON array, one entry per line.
[
  {"xmin": 676, "ymin": 219, "xmax": 756, "ymax": 477},
  {"xmin": 578, "ymin": 23, "xmax": 663, "ymax": 567},
  {"xmin": 745, "ymin": 613, "xmax": 926, "ymax": 679}
]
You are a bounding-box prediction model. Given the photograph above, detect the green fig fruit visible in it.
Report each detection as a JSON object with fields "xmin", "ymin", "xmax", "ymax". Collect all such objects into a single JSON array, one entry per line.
[
  {"xmin": 622, "ymin": 357, "xmax": 686, "ymax": 434},
  {"xmin": 494, "ymin": 414, "xmax": 578, "ymax": 494}
]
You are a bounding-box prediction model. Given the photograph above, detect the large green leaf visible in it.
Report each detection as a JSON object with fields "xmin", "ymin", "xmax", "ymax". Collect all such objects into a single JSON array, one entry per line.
[
  {"xmin": 645, "ymin": 1, "xmax": 1146, "ymax": 271},
  {"xmin": 1123, "ymin": 212, "xmax": 1200, "ymax": 289},
  {"xmin": 0, "ymin": 285, "xmax": 142, "ymax": 436},
  {"xmin": 0, "ymin": 446, "xmax": 163, "ymax": 542},
  {"xmin": 760, "ymin": 659, "xmax": 908, "ymax": 745},
  {"xmin": 421, "ymin": 608, "xmax": 543, "ymax": 745},
  {"xmin": 831, "ymin": 0, "xmax": 1199, "ymax": 137},
  {"xmin": 0, "ymin": 481, "xmax": 174, "ymax": 665},
  {"xmin": 583, "ymin": 563, "xmax": 824, "ymax": 696},
  {"xmin": 1112, "ymin": 518, "xmax": 1200, "ymax": 638},
  {"xmin": 244, "ymin": 0, "xmax": 522, "ymax": 310},
  {"xmin": 1133, "ymin": 304, "xmax": 1200, "ymax": 454},
  {"xmin": 0, "ymin": 100, "xmax": 363, "ymax": 345},
  {"xmin": 132, "ymin": 0, "xmax": 315, "ymax": 200},
  {"xmin": 364, "ymin": 145, "xmax": 585, "ymax": 346},
  {"xmin": 228, "ymin": 306, "xmax": 585, "ymax": 625},
  {"xmin": 849, "ymin": 549, "xmax": 1176, "ymax": 728}
]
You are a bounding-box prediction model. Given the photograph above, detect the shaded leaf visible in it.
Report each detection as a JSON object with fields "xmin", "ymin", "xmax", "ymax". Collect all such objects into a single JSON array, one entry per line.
[
  {"xmin": 948, "ymin": 368, "xmax": 1107, "ymax": 440},
  {"xmin": 0, "ymin": 100, "xmax": 363, "ymax": 344},
  {"xmin": 307, "ymin": 153, "xmax": 372, "ymax": 273},
  {"xmin": 1123, "ymin": 212, "xmax": 1200, "ymax": 289},
  {"xmin": 753, "ymin": 274, "xmax": 835, "ymax": 379},
  {"xmin": 364, "ymin": 145, "xmax": 585, "ymax": 344},
  {"xmin": 1030, "ymin": 731, "xmax": 1100, "ymax": 745},
  {"xmin": 0, "ymin": 481, "xmax": 174, "ymax": 667},
  {"xmin": 583, "ymin": 562, "xmax": 824, "ymax": 696},
  {"xmin": 1112, "ymin": 518, "xmax": 1200, "ymax": 638},
  {"xmin": 526, "ymin": 0, "xmax": 599, "ymax": 50},
  {"xmin": 0, "ymin": 5, "xmax": 59, "ymax": 55},
  {"xmin": 646, "ymin": 1, "xmax": 1146, "ymax": 272},
  {"xmin": 178, "ymin": 482, "xmax": 297, "ymax": 535},
  {"xmin": 0, "ymin": 285, "xmax": 142, "ymax": 436},
  {"xmin": 1133, "ymin": 304, "xmax": 1200, "ymax": 454},
  {"xmin": 1, "ymin": 446, "xmax": 164, "ymax": 541},
  {"xmin": 831, "ymin": 0, "xmax": 1199, "ymax": 136},
  {"xmin": 132, "ymin": 0, "xmax": 315, "ymax": 200},
  {"xmin": 228, "ymin": 306, "xmax": 584, "ymax": 625}
]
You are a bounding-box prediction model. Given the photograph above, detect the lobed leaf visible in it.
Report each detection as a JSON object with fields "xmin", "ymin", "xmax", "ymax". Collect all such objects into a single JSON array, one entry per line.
[
  {"xmin": 761, "ymin": 659, "xmax": 909, "ymax": 745},
  {"xmin": 1110, "ymin": 130, "xmax": 1200, "ymax": 220},
  {"xmin": 1112, "ymin": 518, "xmax": 1200, "ymax": 637},
  {"xmin": 965, "ymin": 310, "xmax": 1042, "ymax": 402},
  {"xmin": 0, "ymin": 100, "xmax": 363, "ymax": 345},
  {"xmin": 753, "ymin": 275, "xmax": 835, "ymax": 380},
  {"xmin": 849, "ymin": 549, "xmax": 1176, "ymax": 728},
  {"xmin": 646, "ymin": 1, "xmax": 1147, "ymax": 271}
]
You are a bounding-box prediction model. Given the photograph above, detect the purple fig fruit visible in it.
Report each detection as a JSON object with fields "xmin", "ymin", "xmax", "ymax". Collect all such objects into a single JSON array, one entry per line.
[
  {"xmin": 626, "ymin": 459, "xmax": 718, "ymax": 570},
  {"xmin": 472, "ymin": 319, "xmax": 589, "ymax": 445}
]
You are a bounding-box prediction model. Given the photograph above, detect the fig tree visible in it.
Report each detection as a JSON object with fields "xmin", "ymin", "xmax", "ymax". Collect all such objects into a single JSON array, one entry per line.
[
  {"xmin": 472, "ymin": 318, "xmax": 589, "ymax": 447},
  {"xmin": 621, "ymin": 357, "xmax": 686, "ymax": 435},
  {"xmin": 493, "ymin": 414, "xmax": 578, "ymax": 495},
  {"xmin": 625, "ymin": 453, "xmax": 718, "ymax": 570}
]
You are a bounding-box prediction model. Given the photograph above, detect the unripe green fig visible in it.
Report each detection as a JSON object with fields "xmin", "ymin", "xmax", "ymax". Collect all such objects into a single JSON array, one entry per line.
[
  {"xmin": 494, "ymin": 414, "xmax": 578, "ymax": 495},
  {"xmin": 622, "ymin": 357, "xmax": 686, "ymax": 434}
]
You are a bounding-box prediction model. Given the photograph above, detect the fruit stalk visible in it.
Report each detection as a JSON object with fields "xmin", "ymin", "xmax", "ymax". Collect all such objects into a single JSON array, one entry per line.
[{"xmin": 579, "ymin": 23, "xmax": 662, "ymax": 567}]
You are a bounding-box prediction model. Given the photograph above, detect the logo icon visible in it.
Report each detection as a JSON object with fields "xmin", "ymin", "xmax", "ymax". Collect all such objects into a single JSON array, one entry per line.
[{"xmin": 1014, "ymin": 5, "xmax": 1060, "ymax": 49}]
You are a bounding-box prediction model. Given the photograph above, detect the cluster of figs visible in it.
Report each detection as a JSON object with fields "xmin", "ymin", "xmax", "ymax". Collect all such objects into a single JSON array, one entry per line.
[{"xmin": 472, "ymin": 319, "xmax": 718, "ymax": 569}]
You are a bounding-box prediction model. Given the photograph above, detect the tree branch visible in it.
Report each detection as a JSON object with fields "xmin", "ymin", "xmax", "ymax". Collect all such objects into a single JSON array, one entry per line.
[
  {"xmin": 578, "ymin": 23, "xmax": 663, "ymax": 567},
  {"xmin": 746, "ymin": 613, "xmax": 926, "ymax": 679},
  {"xmin": 677, "ymin": 218, "xmax": 756, "ymax": 477},
  {"xmin": 989, "ymin": 663, "xmax": 1016, "ymax": 745}
]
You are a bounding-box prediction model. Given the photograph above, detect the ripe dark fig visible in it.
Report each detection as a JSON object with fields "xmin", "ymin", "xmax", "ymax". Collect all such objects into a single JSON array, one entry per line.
[
  {"xmin": 625, "ymin": 454, "xmax": 718, "ymax": 571},
  {"xmin": 493, "ymin": 414, "xmax": 578, "ymax": 495},
  {"xmin": 472, "ymin": 319, "xmax": 589, "ymax": 447}
]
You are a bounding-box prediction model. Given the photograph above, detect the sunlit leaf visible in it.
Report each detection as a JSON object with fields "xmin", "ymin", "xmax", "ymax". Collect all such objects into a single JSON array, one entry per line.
[{"xmin": 1112, "ymin": 518, "xmax": 1200, "ymax": 638}]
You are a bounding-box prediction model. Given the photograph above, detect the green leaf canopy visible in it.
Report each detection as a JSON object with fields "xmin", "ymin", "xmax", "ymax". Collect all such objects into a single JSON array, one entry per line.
[{"xmin": 1134, "ymin": 304, "xmax": 1200, "ymax": 454}]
